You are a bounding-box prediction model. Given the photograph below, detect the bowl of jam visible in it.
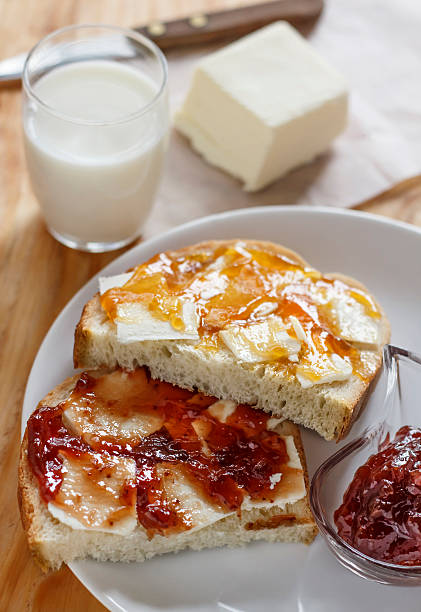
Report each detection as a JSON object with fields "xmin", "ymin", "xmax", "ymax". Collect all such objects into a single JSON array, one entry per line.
[{"xmin": 310, "ymin": 345, "xmax": 421, "ymax": 585}]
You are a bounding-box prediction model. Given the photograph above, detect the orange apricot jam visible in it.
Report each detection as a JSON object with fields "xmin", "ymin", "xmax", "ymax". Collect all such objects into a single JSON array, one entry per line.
[
  {"xmin": 28, "ymin": 368, "xmax": 302, "ymax": 537},
  {"xmin": 100, "ymin": 241, "xmax": 380, "ymax": 382}
]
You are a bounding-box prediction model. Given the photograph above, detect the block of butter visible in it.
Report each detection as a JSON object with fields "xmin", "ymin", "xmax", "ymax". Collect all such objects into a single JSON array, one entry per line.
[{"xmin": 174, "ymin": 22, "xmax": 348, "ymax": 192}]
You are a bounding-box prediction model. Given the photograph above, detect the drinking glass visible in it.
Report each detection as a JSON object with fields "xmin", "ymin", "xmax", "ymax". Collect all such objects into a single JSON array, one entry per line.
[{"xmin": 22, "ymin": 24, "xmax": 169, "ymax": 252}]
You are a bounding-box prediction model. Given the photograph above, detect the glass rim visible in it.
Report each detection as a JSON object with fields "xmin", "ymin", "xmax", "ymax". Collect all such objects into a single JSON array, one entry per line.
[{"xmin": 22, "ymin": 23, "xmax": 168, "ymax": 126}]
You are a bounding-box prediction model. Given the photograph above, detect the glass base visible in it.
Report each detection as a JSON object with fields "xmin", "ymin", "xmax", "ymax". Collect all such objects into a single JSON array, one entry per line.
[{"xmin": 48, "ymin": 227, "xmax": 140, "ymax": 253}]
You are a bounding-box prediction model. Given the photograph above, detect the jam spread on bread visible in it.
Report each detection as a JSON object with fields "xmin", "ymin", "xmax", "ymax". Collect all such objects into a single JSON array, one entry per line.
[
  {"xmin": 100, "ymin": 242, "xmax": 381, "ymax": 384},
  {"xmin": 335, "ymin": 426, "xmax": 421, "ymax": 566},
  {"xmin": 28, "ymin": 368, "xmax": 304, "ymax": 536}
]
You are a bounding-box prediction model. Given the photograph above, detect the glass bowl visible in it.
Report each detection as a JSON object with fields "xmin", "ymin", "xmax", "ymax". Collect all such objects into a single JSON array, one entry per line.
[{"xmin": 310, "ymin": 344, "xmax": 421, "ymax": 585}]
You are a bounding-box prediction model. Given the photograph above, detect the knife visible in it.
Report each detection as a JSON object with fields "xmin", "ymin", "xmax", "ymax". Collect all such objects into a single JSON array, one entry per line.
[{"xmin": 0, "ymin": 0, "xmax": 322, "ymax": 83}]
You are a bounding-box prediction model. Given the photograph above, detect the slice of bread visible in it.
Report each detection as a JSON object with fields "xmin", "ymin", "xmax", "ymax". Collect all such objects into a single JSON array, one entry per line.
[
  {"xmin": 18, "ymin": 372, "xmax": 317, "ymax": 572},
  {"xmin": 74, "ymin": 240, "xmax": 390, "ymax": 441}
]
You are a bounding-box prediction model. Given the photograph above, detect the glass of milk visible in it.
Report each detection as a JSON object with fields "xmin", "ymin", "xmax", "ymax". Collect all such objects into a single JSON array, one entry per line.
[{"xmin": 22, "ymin": 25, "xmax": 169, "ymax": 252}]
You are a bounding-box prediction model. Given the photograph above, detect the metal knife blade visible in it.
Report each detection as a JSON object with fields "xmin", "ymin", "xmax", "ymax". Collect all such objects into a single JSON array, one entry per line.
[{"xmin": 0, "ymin": 52, "xmax": 28, "ymax": 82}]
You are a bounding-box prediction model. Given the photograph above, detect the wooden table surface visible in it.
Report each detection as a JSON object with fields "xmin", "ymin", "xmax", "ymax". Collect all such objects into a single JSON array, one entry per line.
[{"xmin": 1, "ymin": 1, "xmax": 421, "ymax": 610}]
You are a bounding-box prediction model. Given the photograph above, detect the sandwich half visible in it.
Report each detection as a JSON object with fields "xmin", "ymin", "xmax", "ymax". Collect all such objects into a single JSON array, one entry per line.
[
  {"xmin": 19, "ymin": 368, "xmax": 317, "ymax": 572},
  {"xmin": 74, "ymin": 240, "xmax": 390, "ymax": 441}
]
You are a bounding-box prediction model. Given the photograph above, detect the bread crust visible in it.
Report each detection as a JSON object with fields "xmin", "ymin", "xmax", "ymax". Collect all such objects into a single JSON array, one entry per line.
[
  {"xmin": 18, "ymin": 371, "xmax": 317, "ymax": 572},
  {"xmin": 322, "ymin": 271, "xmax": 390, "ymax": 438},
  {"xmin": 74, "ymin": 239, "xmax": 390, "ymax": 441},
  {"xmin": 18, "ymin": 375, "xmax": 80, "ymax": 572}
]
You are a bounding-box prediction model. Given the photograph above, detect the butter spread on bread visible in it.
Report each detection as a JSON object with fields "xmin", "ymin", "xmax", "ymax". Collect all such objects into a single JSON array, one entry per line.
[
  {"xmin": 74, "ymin": 240, "xmax": 390, "ymax": 440},
  {"xmin": 19, "ymin": 368, "xmax": 316, "ymax": 570},
  {"xmin": 99, "ymin": 241, "xmax": 381, "ymax": 381}
]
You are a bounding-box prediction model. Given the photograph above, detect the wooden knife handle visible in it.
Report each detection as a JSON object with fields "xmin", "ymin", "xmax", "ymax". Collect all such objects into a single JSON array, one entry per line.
[{"xmin": 136, "ymin": 0, "xmax": 323, "ymax": 50}]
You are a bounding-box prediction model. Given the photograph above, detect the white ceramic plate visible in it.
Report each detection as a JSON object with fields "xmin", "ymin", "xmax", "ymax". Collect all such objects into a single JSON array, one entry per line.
[{"xmin": 22, "ymin": 206, "xmax": 421, "ymax": 612}]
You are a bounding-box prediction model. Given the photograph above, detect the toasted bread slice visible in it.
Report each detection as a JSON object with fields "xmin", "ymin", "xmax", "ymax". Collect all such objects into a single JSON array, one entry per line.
[
  {"xmin": 74, "ymin": 240, "xmax": 390, "ymax": 441},
  {"xmin": 19, "ymin": 369, "xmax": 317, "ymax": 572}
]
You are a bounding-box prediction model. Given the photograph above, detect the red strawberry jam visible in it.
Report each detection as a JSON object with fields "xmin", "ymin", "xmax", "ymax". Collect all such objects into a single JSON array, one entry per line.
[
  {"xmin": 335, "ymin": 426, "xmax": 421, "ymax": 566},
  {"xmin": 27, "ymin": 368, "xmax": 298, "ymax": 537}
]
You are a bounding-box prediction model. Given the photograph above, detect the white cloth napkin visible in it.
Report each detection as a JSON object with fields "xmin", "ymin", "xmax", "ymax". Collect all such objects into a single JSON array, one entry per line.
[{"xmin": 144, "ymin": 0, "xmax": 421, "ymax": 237}]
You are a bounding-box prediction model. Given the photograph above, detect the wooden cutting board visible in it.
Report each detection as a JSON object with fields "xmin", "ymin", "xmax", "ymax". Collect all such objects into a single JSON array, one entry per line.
[{"xmin": 1, "ymin": 1, "xmax": 421, "ymax": 610}]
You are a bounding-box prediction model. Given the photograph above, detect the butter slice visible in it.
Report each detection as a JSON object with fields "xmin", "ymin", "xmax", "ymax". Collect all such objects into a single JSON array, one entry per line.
[
  {"xmin": 331, "ymin": 296, "xmax": 380, "ymax": 350},
  {"xmin": 296, "ymin": 353, "xmax": 352, "ymax": 389},
  {"xmin": 207, "ymin": 399, "xmax": 237, "ymax": 423},
  {"xmin": 220, "ymin": 317, "xmax": 301, "ymax": 363},
  {"xmin": 159, "ymin": 464, "xmax": 229, "ymax": 531},
  {"xmin": 99, "ymin": 272, "xmax": 133, "ymax": 294},
  {"xmin": 289, "ymin": 316, "xmax": 307, "ymax": 342},
  {"xmin": 48, "ymin": 451, "xmax": 137, "ymax": 535},
  {"xmin": 99, "ymin": 274, "xmax": 200, "ymax": 342},
  {"xmin": 62, "ymin": 400, "xmax": 163, "ymax": 448},
  {"xmin": 175, "ymin": 21, "xmax": 347, "ymax": 192},
  {"xmin": 242, "ymin": 435, "xmax": 305, "ymax": 510},
  {"xmin": 116, "ymin": 301, "xmax": 199, "ymax": 343}
]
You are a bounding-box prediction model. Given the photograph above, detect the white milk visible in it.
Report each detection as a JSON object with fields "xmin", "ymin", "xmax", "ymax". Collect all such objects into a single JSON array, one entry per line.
[{"xmin": 23, "ymin": 60, "xmax": 168, "ymax": 247}]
